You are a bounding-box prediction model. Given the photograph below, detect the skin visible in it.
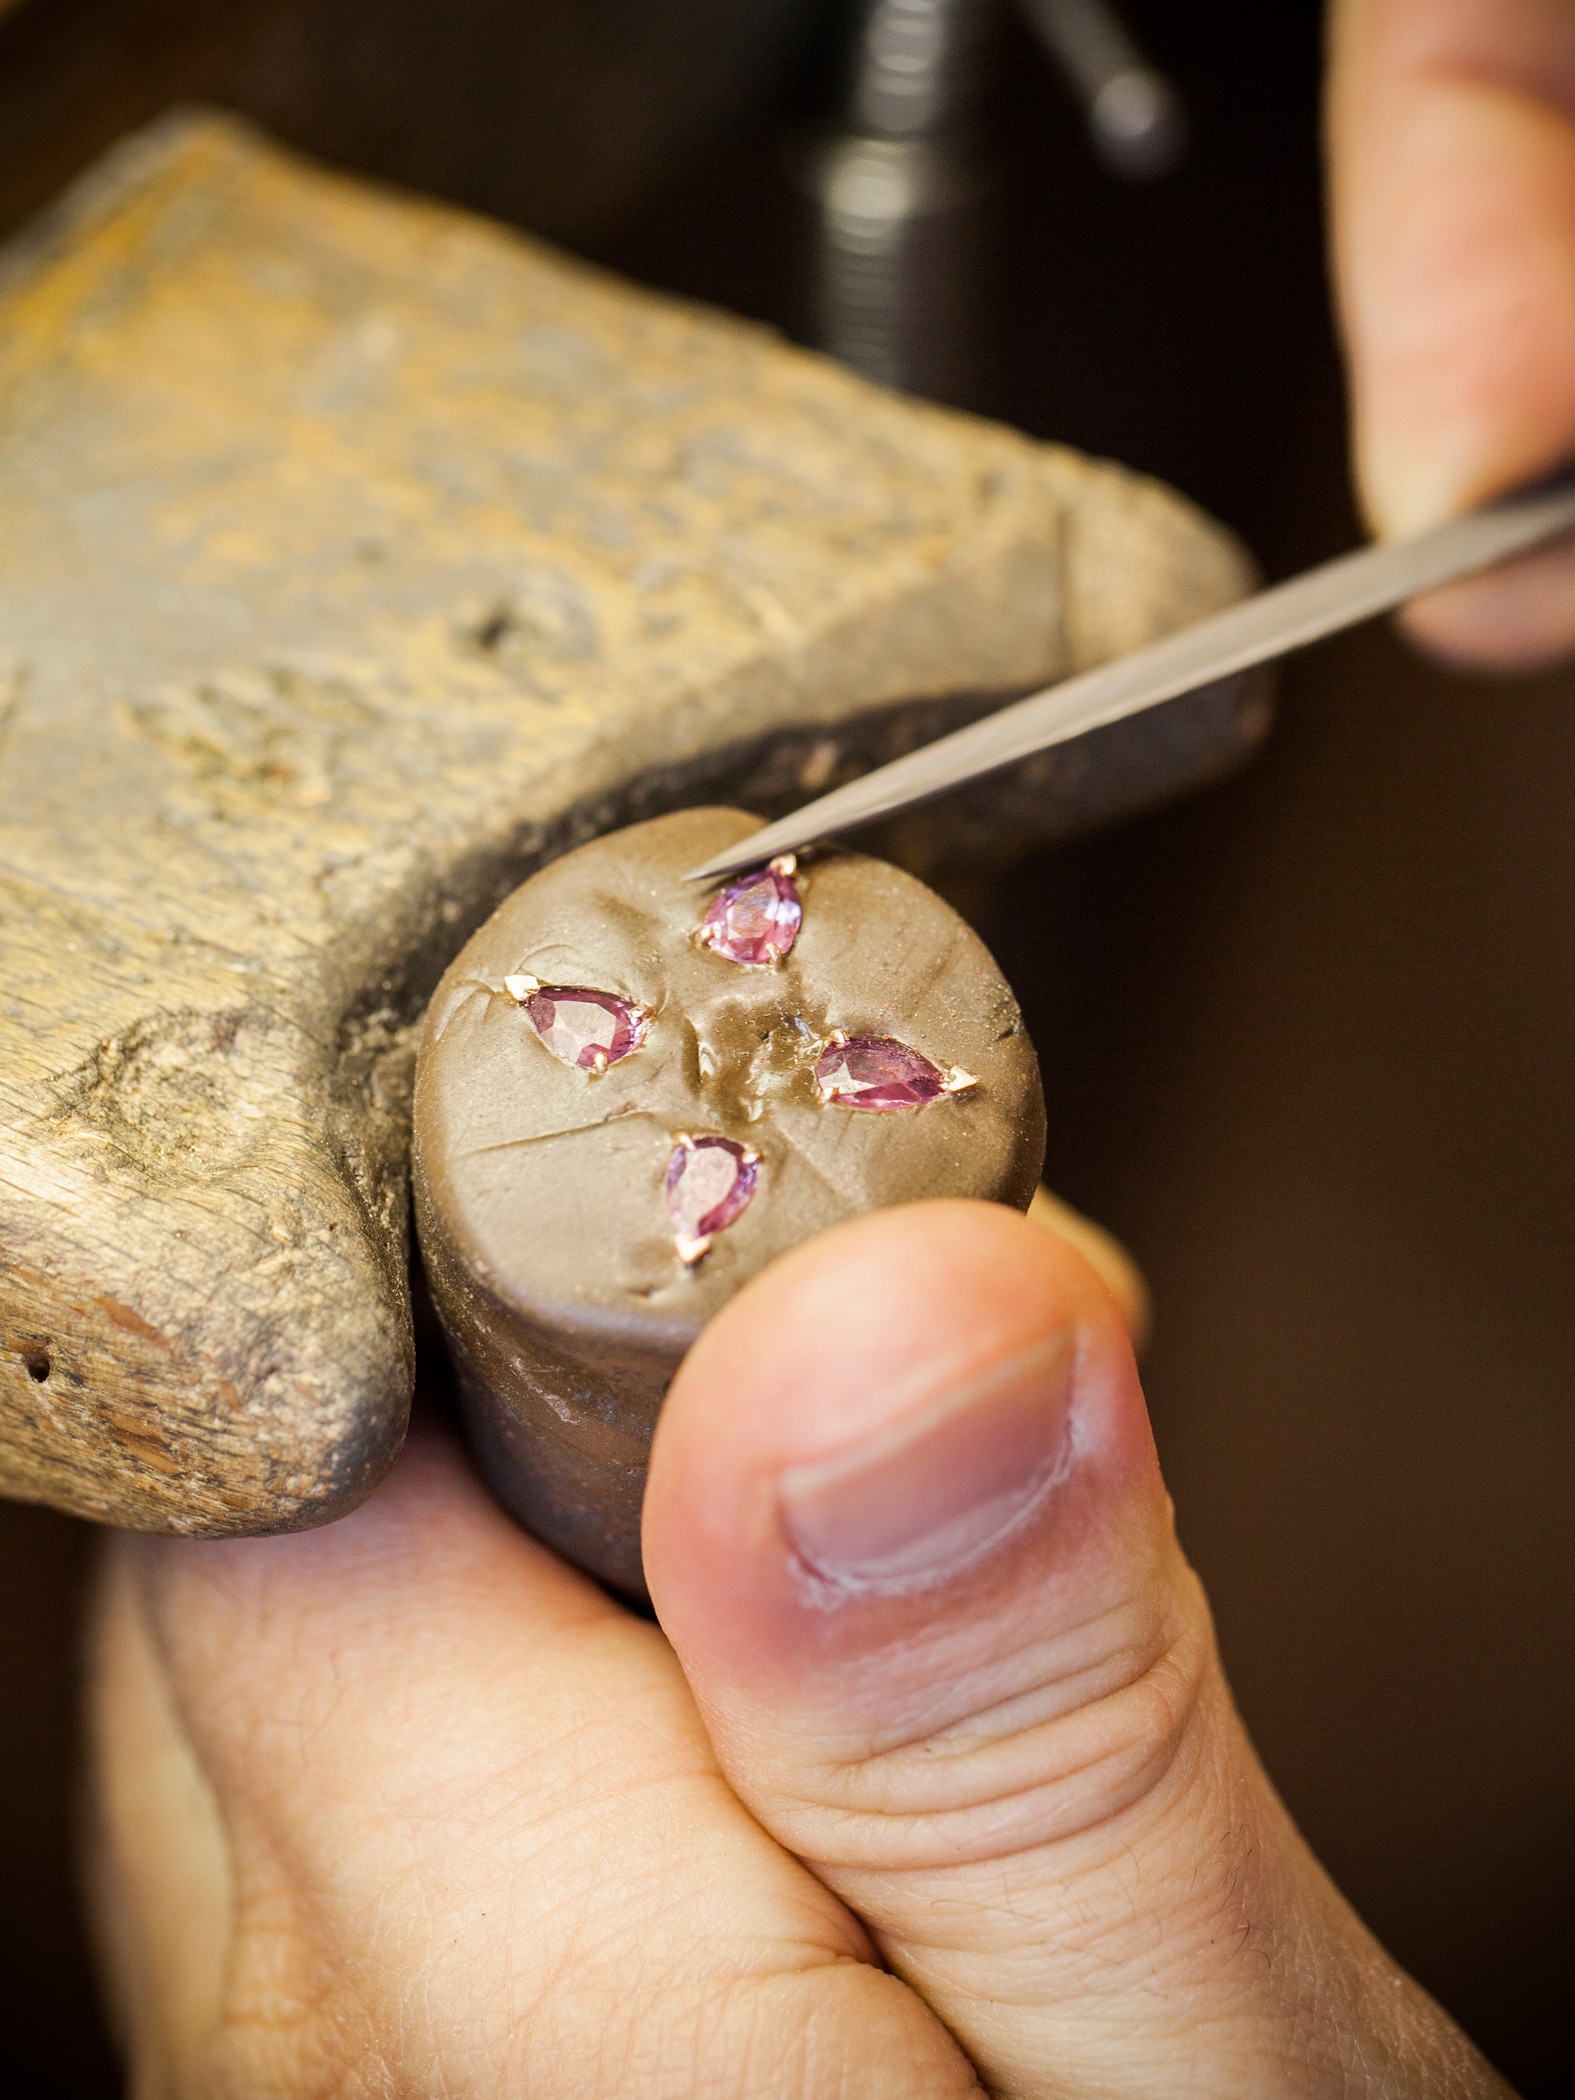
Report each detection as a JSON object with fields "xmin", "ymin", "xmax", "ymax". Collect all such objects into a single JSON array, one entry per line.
[
  {"xmin": 1331, "ymin": 0, "xmax": 1575, "ymax": 666},
  {"xmin": 86, "ymin": 1204, "xmax": 1509, "ymax": 2099},
  {"xmin": 86, "ymin": 3, "xmax": 1566, "ymax": 2090}
]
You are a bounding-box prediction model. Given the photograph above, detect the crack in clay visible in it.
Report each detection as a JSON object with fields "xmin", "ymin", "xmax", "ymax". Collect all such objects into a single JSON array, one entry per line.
[{"xmin": 457, "ymin": 1104, "xmax": 660, "ymax": 1159}]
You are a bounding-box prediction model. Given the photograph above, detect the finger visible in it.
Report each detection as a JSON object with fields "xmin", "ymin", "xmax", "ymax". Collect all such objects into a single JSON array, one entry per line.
[
  {"xmin": 83, "ymin": 1545, "xmax": 231, "ymax": 2095},
  {"xmin": 1026, "ymin": 1184, "xmax": 1151, "ymax": 1350},
  {"xmin": 86, "ymin": 1421, "xmax": 979, "ymax": 2098},
  {"xmin": 645, "ymin": 1200, "xmax": 1511, "ymax": 2099},
  {"xmin": 1329, "ymin": 0, "xmax": 1575, "ymax": 669}
]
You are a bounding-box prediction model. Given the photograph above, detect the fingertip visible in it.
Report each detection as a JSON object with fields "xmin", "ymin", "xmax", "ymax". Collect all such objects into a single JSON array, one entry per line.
[
  {"xmin": 1027, "ymin": 1185, "xmax": 1152, "ymax": 1349},
  {"xmin": 1398, "ymin": 534, "xmax": 1575, "ymax": 670},
  {"xmin": 1334, "ymin": 41, "xmax": 1575, "ymax": 610},
  {"xmin": 651, "ymin": 1198, "xmax": 1126, "ymax": 1491}
]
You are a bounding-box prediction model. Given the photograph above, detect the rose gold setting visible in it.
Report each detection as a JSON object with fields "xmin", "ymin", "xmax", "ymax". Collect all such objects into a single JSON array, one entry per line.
[
  {"xmin": 813, "ymin": 1028, "xmax": 848, "ymax": 1104},
  {"xmin": 697, "ymin": 858, "xmax": 804, "ymax": 967},
  {"xmin": 812, "ymin": 1032, "xmax": 968, "ymax": 1111},
  {"xmin": 508, "ymin": 977, "xmax": 649, "ymax": 1074},
  {"xmin": 502, "ymin": 864, "xmax": 977, "ymax": 1275},
  {"xmin": 665, "ymin": 1132, "xmax": 761, "ymax": 1265}
]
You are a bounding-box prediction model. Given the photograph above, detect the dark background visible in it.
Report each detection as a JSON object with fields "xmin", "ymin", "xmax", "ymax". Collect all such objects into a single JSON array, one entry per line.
[{"xmin": 1, "ymin": 1, "xmax": 1569, "ymax": 2092}]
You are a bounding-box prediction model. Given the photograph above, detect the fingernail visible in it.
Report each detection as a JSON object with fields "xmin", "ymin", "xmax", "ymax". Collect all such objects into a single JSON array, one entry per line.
[{"xmin": 778, "ymin": 1333, "xmax": 1075, "ymax": 1589}]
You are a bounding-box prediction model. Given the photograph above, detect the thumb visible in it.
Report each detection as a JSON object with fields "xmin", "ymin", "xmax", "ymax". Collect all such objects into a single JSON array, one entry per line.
[{"xmin": 644, "ymin": 1200, "xmax": 1508, "ymax": 2099}]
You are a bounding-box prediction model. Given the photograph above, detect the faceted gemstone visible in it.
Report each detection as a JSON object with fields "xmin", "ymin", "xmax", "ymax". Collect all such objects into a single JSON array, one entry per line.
[
  {"xmin": 665, "ymin": 1135, "xmax": 758, "ymax": 1261},
  {"xmin": 522, "ymin": 986, "xmax": 645, "ymax": 1072},
  {"xmin": 700, "ymin": 865, "xmax": 802, "ymax": 967},
  {"xmin": 815, "ymin": 1034, "xmax": 946, "ymax": 1110}
]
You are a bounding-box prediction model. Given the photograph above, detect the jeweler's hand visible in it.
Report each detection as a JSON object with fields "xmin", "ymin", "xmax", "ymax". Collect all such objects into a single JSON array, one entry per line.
[
  {"xmin": 87, "ymin": 1201, "xmax": 1509, "ymax": 2098},
  {"xmin": 1331, "ymin": 0, "xmax": 1575, "ymax": 667}
]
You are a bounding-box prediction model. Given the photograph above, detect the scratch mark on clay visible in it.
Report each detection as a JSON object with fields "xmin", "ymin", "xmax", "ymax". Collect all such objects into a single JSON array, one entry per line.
[{"xmin": 458, "ymin": 1104, "xmax": 661, "ymax": 1159}]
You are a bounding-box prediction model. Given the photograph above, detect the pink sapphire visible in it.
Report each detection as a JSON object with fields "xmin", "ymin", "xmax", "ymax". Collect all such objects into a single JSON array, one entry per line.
[
  {"xmin": 521, "ymin": 986, "xmax": 645, "ymax": 1072},
  {"xmin": 815, "ymin": 1034, "xmax": 946, "ymax": 1110},
  {"xmin": 665, "ymin": 1135, "xmax": 758, "ymax": 1261},
  {"xmin": 700, "ymin": 864, "xmax": 802, "ymax": 967}
]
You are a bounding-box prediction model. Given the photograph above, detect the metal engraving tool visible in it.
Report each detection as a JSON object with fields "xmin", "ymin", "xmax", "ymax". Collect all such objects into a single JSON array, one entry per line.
[{"xmin": 688, "ymin": 476, "xmax": 1575, "ymax": 881}]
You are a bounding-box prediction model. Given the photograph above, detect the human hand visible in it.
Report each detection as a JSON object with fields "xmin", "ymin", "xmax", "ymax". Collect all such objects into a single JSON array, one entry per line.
[
  {"xmin": 86, "ymin": 1199, "xmax": 1510, "ymax": 2097},
  {"xmin": 1330, "ymin": 0, "xmax": 1575, "ymax": 668}
]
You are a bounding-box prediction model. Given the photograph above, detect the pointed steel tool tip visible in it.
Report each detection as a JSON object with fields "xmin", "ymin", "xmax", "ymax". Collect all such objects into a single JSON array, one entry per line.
[{"xmin": 683, "ymin": 472, "xmax": 1575, "ymax": 883}]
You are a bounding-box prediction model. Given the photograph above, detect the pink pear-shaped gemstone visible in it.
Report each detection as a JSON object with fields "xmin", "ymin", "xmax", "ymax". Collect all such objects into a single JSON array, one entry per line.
[
  {"xmin": 700, "ymin": 865, "xmax": 802, "ymax": 967},
  {"xmin": 665, "ymin": 1135, "xmax": 758, "ymax": 1261},
  {"xmin": 522, "ymin": 986, "xmax": 645, "ymax": 1071},
  {"xmin": 814, "ymin": 1034, "xmax": 945, "ymax": 1110}
]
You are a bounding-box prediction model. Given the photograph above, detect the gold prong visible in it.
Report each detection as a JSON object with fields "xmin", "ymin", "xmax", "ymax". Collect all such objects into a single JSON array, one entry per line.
[
  {"xmin": 675, "ymin": 1233, "xmax": 712, "ymax": 1266},
  {"xmin": 588, "ymin": 1047, "xmax": 608, "ymax": 1076},
  {"xmin": 942, "ymin": 1067, "xmax": 979, "ymax": 1094},
  {"xmin": 503, "ymin": 972, "xmax": 540, "ymax": 1001},
  {"xmin": 769, "ymin": 853, "xmax": 797, "ymax": 876}
]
